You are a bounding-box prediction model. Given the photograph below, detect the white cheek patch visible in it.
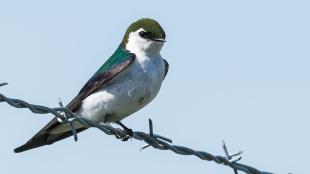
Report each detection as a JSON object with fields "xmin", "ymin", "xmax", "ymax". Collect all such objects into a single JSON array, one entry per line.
[
  {"xmin": 126, "ymin": 28, "xmax": 146, "ymax": 53},
  {"xmin": 125, "ymin": 28, "xmax": 163, "ymax": 57}
]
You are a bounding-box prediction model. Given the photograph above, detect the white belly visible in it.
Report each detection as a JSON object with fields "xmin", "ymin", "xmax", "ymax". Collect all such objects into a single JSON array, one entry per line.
[{"xmin": 77, "ymin": 55, "xmax": 165, "ymax": 122}]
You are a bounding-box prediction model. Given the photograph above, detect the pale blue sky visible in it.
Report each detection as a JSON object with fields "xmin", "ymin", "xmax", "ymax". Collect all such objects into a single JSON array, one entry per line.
[{"xmin": 0, "ymin": 0, "xmax": 309, "ymax": 173}]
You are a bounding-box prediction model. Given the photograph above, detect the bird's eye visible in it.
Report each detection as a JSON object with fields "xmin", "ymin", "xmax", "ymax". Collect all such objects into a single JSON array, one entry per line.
[{"xmin": 139, "ymin": 31, "xmax": 152, "ymax": 39}]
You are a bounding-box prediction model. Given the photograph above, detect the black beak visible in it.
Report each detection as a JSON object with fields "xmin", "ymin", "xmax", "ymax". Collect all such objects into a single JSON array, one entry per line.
[{"xmin": 151, "ymin": 38, "xmax": 166, "ymax": 42}]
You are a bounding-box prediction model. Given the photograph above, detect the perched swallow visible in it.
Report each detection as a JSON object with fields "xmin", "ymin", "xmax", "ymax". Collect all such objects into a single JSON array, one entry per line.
[{"xmin": 14, "ymin": 18, "xmax": 168, "ymax": 153}]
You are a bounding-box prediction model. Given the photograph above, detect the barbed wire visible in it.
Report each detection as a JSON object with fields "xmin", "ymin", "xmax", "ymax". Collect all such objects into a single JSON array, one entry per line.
[{"xmin": 0, "ymin": 82, "xmax": 272, "ymax": 174}]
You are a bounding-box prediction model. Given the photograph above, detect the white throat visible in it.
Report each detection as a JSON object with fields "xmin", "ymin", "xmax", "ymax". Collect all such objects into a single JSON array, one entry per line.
[{"xmin": 125, "ymin": 28, "xmax": 164, "ymax": 58}]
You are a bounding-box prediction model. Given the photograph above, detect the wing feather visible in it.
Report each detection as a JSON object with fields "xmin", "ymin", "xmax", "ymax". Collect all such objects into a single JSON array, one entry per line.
[{"xmin": 163, "ymin": 58, "xmax": 169, "ymax": 80}]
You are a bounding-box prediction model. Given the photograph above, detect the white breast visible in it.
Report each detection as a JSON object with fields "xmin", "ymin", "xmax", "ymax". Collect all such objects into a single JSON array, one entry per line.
[{"xmin": 77, "ymin": 54, "xmax": 165, "ymax": 123}]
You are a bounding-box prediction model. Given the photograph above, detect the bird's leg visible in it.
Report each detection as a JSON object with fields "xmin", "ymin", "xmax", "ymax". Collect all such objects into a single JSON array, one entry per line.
[
  {"xmin": 106, "ymin": 122, "xmax": 126, "ymax": 139},
  {"xmin": 106, "ymin": 122, "xmax": 126, "ymax": 140},
  {"xmin": 115, "ymin": 121, "xmax": 133, "ymax": 140},
  {"xmin": 115, "ymin": 121, "xmax": 133, "ymax": 135}
]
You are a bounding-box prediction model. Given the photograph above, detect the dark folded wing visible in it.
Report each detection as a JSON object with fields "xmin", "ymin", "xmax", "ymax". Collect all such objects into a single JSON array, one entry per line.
[{"xmin": 163, "ymin": 58, "xmax": 169, "ymax": 80}]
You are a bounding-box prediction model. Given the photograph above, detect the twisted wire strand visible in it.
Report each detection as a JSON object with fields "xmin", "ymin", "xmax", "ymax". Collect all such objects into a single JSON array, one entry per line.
[{"xmin": 0, "ymin": 91, "xmax": 272, "ymax": 174}]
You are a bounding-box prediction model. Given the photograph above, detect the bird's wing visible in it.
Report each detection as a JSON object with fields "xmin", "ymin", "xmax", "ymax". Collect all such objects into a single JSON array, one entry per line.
[
  {"xmin": 66, "ymin": 48, "xmax": 136, "ymax": 111},
  {"xmin": 14, "ymin": 47, "xmax": 136, "ymax": 153},
  {"xmin": 163, "ymin": 58, "xmax": 169, "ymax": 80}
]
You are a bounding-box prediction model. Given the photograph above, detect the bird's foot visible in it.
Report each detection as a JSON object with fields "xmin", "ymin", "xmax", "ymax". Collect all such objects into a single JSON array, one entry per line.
[
  {"xmin": 115, "ymin": 121, "xmax": 133, "ymax": 141},
  {"xmin": 115, "ymin": 128, "xmax": 132, "ymax": 141},
  {"xmin": 124, "ymin": 128, "xmax": 133, "ymax": 137}
]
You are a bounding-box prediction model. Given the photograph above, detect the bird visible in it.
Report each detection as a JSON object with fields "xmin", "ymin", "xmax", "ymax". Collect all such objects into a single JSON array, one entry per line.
[{"xmin": 14, "ymin": 18, "xmax": 169, "ymax": 153}]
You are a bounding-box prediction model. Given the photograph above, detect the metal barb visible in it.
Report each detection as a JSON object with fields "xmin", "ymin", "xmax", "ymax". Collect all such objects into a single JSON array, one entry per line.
[
  {"xmin": 0, "ymin": 91, "xmax": 273, "ymax": 174},
  {"xmin": 222, "ymin": 141, "xmax": 243, "ymax": 162},
  {"xmin": 140, "ymin": 119, "xmax": 155, "ymax": 150},
  {"xmin": 58, "ymin": 98, "xmax": 78, "ymax": 142},
  {"xmin": 222, "ymin": 141, "xmax": 243, "ymax": 174},
  {"xmin": 69, "ymin": 120, "xmax": 78, "ymax": 141},
  {"xmin": 139, "ymin": 144, "xmax": 151, "ymax": 151},
  {"xmin": 149, "ymin": 119, "xmax": 154, "ymax": 137},
  {"xmin": 223, "ymin": 140, "xmax": 231, "ymax": 159},
  {"xmin": 0, "ymin": 82, "xmax": 8, "ymax": 87},
  {"xmin": 58, "ymin": 98, "xmax": 64, "ymax": 107}
]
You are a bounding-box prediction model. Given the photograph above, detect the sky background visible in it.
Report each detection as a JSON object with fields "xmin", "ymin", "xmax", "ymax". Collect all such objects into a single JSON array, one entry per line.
[{"xmin": 0, "ymin": 0, "xmax": 309, "ymax": 173}]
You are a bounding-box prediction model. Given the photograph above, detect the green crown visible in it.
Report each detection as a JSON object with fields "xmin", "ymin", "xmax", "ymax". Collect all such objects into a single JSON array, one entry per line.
[{"xmin": 121, "ymin": 18, "xmax": 166, "ymax": 47}]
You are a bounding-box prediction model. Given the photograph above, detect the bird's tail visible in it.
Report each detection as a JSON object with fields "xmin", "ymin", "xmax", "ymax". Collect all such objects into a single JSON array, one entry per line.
[
  {"xmin": 14, "ymin": 117, "xmax": 87, "ymax": 153},
  {"xmin": 14, "ymin": 128, "xmax": 87, "ymax": 153},
  {"xmin": 14, "ymin": 132, "xmax": 50, "ymax": 153}
]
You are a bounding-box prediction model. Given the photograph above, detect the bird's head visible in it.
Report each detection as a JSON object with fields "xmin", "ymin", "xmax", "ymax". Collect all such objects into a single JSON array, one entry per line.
[{"xmin": 121, "ymin": 18, "xmax": 166, "ymax": 56}]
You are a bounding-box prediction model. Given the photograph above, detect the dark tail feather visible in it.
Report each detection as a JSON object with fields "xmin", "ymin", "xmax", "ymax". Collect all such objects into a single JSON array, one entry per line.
[
  {"xmin": 14, "ymin": 128, "xmax": 87, "ymax": 153},
  {"xmin": 14, "ymin": 133, "xmax": 49, "ymax": 153}
]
